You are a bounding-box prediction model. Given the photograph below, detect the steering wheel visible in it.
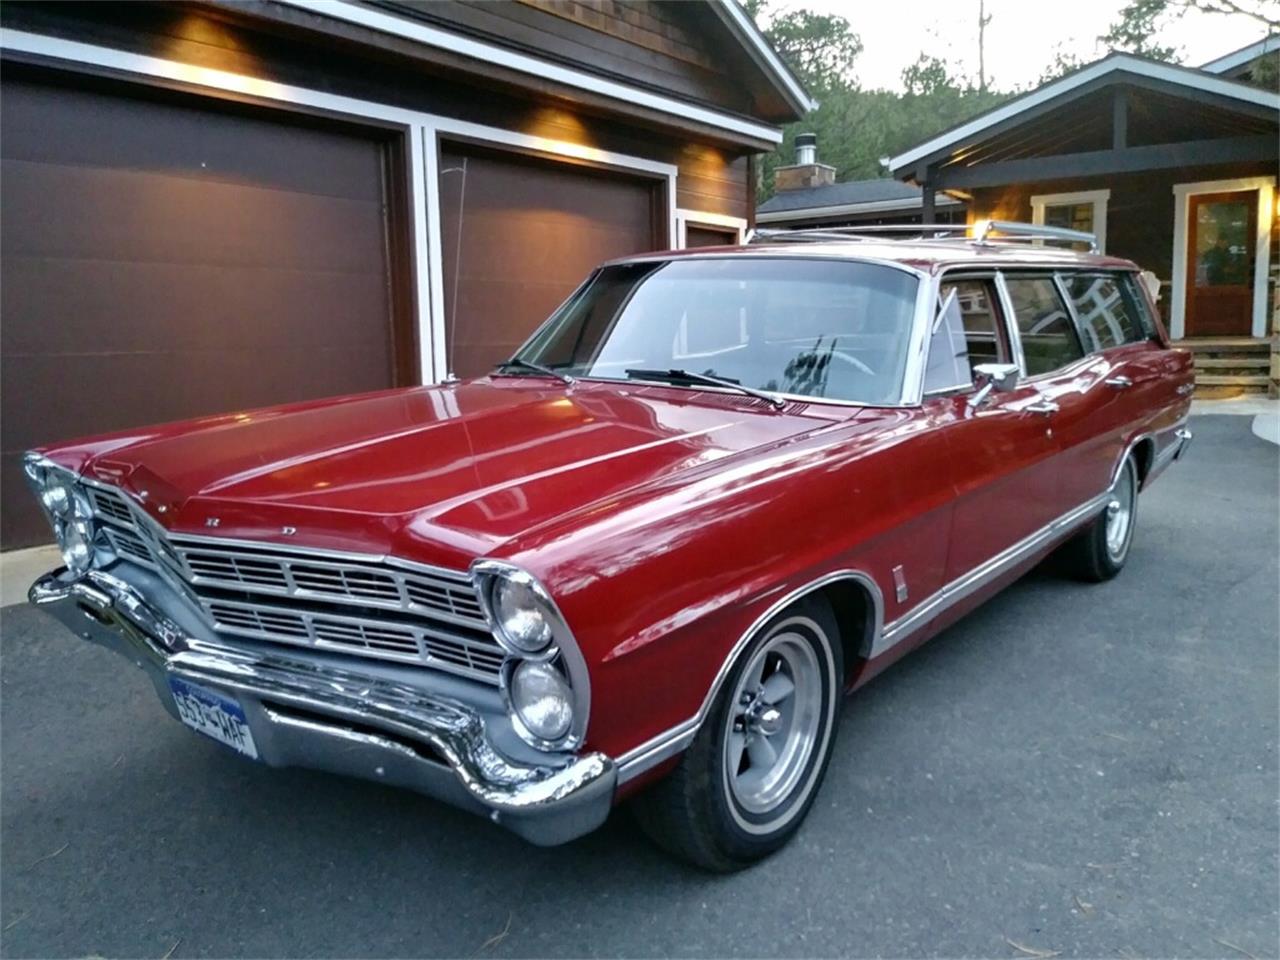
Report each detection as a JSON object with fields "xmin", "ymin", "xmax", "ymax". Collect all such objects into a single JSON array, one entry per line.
[{"xmin": 824, "ymin": 349, "xmax": 876, "ymax": 377}]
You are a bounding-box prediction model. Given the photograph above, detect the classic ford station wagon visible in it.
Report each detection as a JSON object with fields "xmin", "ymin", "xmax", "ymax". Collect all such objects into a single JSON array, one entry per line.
[{"xmin": 27, "ymin": 221, "xmax": 1193, "ymax": 870}]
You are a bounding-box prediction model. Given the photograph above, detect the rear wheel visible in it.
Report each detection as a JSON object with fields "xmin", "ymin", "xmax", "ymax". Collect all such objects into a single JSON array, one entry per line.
[
  {"xmin": 1060, "ymin": 454, "xmax": 1139, "ymax": 582},
  {"xmin": 632, "ymin": 597, "xmax": 843, "ymax": 872}
]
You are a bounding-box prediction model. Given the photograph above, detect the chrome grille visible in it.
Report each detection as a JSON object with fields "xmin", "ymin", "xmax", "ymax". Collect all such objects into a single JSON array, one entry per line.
[
  {"xmin": 204, "ymin": 599, "xmax": 505, "ymax": 680},
  {"xmin": 80, "ymin": 479, "xmax": 502, "ymax": 684},
  {"xmin": 173, "ymin": 544, "xmax": 487, "ymax": 629},
  {"xmin": 103, "ymin": 526, "xmax": 154, "ymax": 566},
  {"xmin": 88, "ymin": 487, "xmax": 137, "ymax": 527}
]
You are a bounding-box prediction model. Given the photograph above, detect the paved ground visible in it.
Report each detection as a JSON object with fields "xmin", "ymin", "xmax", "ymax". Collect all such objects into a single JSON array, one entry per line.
[{"xmin": 2, "ymin": 415, "xmax": 1276, "ymax": 959}]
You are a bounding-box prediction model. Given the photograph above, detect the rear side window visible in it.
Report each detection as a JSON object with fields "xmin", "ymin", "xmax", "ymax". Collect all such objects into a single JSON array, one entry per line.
[
  {"xmin": 1064, "ymin": 274, "xmax": 1146, "ymax": 351},
  {"xmin": 1004, "ymin": 276, "xmax": 1084, "ymax": 377}
]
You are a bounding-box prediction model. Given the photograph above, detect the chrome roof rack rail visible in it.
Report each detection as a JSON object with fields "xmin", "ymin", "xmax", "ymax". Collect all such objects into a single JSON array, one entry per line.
[{"xmin": 746, "ymin": 220, "xmax": 1098, "ymax": 253}]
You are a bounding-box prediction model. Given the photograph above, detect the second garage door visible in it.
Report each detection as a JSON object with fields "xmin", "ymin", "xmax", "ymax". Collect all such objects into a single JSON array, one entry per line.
[
  {"xmin": 1, "ymin": 78, "xmax": 405, "ymax": 548},
  {"xmin": 438, "ymin": 143, "xmax": 660, "ymax": 379}
]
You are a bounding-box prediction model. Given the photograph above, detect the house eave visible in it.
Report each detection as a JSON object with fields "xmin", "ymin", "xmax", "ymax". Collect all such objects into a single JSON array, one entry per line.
[
  {"xmin": 888, "ymin": 54, "xmax": 1280, "ymax": 177},
  {"xmin": 270, "ymin": 0, "xmax": 788, "ymax": 145}
]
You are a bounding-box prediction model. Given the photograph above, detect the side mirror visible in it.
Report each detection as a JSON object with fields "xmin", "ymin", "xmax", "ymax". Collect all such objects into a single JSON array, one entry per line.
[{"xmin": 968, "ymin": 362, "xmax": 1021, "ymax": 408}]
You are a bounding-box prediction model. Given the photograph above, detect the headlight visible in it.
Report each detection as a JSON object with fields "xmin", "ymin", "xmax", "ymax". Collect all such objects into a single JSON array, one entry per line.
[
  {"xmin": 508, "ymin": 661, "xmax": 574, "ymax": 744},
  {"xmin": 491, "ymin": 575, "xmax": 555, "ymax": 655},
  {"xmin": 26, "ymin": 455, "xmax": 96, "ymax": 575},
  {"xmin": 40, "ymin": 476, "xmax": 77, "ymax": 519}
]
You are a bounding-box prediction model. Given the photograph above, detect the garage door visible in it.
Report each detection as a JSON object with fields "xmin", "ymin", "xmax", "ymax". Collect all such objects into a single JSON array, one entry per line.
[
  {"xmin": 1, "ymin": 79, "xmax": 402, "ymax": 548},
  {"xmin": 438, "ymin": 143, "xmax": 659, "ymax": 379}
]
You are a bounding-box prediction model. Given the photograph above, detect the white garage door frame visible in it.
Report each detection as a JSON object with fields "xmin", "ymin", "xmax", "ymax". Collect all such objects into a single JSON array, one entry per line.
[{"xmin": 0, "ymin": 28, "xmax": 681, "ymax": 385}]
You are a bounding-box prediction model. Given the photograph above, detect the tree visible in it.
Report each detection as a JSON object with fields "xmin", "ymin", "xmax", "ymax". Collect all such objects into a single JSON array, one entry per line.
[
  {"xmin": 1102, "ymin": 0, "xmax": 1279, "ymax": 60},
  {"xmin": 743, "ymin": 0, "xmax": 862, "ymax": 92},
  {"xmin": 901, "ymin": 54, "xmax": 953, "ymax": 96},
  {"xmin": 1038, "ymin": 44, "xmax": 1087, "ymax": 84},
  {"xmin": 1099, "ymin": 0, "xmax": 1181, "ymax": 60}
]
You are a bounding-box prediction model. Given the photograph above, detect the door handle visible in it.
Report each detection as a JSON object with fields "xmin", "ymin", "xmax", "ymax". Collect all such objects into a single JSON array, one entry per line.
[
  {"xmin": 1105, "ymin": 375, "xmax": 1133, "ymax": 389},
  {"xmin": 1025, "ymin": 400, "xmax": 1059, "ymax": 415}
]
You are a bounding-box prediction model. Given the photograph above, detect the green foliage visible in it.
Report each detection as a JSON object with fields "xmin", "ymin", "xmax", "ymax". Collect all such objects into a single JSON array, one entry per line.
[
  {"xmin": 743, "ymin": 0, "xmax": 862, "ymax": 93},
  {"xmin": 1099, "ymin": 0, "xmax": 1181, "ymax": 60}
]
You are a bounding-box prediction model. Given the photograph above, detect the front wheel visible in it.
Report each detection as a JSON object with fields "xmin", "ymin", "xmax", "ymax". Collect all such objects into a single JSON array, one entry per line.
[
  {"xmin": 632, "ymin": 597, "xmax": 843, "ymax": 872},
  {"xmin": 1060, "ymin": 454, "xmax": 1139, "ymax": 582}
]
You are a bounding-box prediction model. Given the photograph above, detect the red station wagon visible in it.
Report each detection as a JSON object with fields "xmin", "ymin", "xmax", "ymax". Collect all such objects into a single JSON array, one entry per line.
[{"xmin": 26, "ymin": 221, "xmax": 1194, "ymax": 870}]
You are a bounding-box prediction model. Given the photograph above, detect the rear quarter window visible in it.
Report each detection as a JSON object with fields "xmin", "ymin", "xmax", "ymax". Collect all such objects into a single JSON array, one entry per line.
[{"xmin": 1064, "ymin": 273, "xmax": 1150, "ymax": 350}]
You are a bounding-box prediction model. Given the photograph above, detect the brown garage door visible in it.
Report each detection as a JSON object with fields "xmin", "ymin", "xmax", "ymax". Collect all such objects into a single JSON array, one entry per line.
[
  {"xmin": 438, "ymin": 143, "xmax": 660, "ymax": 379},
  {"xmin": 1, "ymin": 78, "xmax": 404, "ymax": 548}
]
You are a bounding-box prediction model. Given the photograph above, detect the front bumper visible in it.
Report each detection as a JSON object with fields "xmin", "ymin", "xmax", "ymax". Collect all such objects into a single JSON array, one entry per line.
[{"xmin": 30, "ymin": 569, "xmax": 616, "ymax": 845}]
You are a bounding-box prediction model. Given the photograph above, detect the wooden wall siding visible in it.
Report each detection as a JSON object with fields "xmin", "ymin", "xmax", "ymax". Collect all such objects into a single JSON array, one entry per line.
[
  {"xmin": 518, "ymin": 0, "xmax": 719, "ymax": 70},
  {"xmin": 0, "ymin": 3, "xmax": 754, "ymax": 223},
  {"xmin": 968, "ymin": 160, "xmax": 1278, "ymax": 321},
  {"xmin": 378, "ymin": 0, "xmax": 770, "ymax": 119}
]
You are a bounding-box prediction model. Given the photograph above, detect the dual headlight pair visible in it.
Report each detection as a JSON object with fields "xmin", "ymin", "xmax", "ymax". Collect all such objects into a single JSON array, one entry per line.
[
  {"xmin": 474, "ymin": 562, "xmax": 582, "ymax": 752},
  {"xmin": 24, "ymin": 456, "xmax": 96, "ymax": 575}
]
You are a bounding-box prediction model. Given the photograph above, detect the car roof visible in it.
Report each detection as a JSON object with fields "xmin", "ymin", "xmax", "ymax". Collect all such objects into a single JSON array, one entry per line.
[{"xmin": 608, "ymin": 240, "xmax": 1139, "ymax": 275}]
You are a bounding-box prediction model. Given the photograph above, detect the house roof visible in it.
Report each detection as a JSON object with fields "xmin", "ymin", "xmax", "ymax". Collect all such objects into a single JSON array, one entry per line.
[
  {"xmin": 1201, "ymin": 35, "xmax": 1280, "ymax": 74},
  {"xmin": 756, "ymin": 178, "xmax": 962, "ymax": 221},
  {"xmin": 711, "ymin": 0, "xmax": 817, "ymax": 115},
  {"xmin": 888, "ymin": 52, "xmax": 1280, "ymax": 175}
]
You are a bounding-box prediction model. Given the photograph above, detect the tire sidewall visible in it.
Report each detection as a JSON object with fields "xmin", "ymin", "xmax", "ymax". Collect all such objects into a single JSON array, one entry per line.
[
  {"xmin": 702, "ymin": 601, "xmax": 842, "ymax": 860},
  {"xmin": 1099, "ymin": 456, "xmax": 1139, "ymax": 574}
]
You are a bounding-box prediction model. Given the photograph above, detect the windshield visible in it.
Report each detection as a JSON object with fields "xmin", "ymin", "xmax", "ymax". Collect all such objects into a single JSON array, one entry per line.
[{"xmin": 514, "ymin": 257, "xmax": 920, "ymax": 405}]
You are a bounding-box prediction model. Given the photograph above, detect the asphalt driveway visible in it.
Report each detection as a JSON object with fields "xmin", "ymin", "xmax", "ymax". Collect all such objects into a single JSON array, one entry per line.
[{"xmin": 2, "ymin": 414, "xmax": 1276, "ymax": 959}]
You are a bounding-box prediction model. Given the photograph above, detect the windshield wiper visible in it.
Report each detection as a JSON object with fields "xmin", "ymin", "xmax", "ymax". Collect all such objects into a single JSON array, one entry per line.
[
  {"xmin": 494, "ymin": 357, "xmax": 575, "ymax": 385},
  {"xmin": 625, "ymin": 368, "xmax": 785, "ymax": 410}
]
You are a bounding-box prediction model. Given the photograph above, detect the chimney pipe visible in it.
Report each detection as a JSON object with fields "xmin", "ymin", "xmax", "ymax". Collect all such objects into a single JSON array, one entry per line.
[{"xmin": 795, "ymin": 132, "xmax": 817, "ymax": 166}]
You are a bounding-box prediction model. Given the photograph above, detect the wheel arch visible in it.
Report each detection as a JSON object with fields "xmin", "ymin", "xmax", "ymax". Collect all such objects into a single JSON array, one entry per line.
[{"xmin": 615, "ymin": 569, "xmax": 883, "ymax": 786}]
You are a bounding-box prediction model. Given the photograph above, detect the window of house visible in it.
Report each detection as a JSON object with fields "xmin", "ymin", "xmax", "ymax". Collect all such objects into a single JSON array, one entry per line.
[
  {"xmin": 1031, "ymin": 190, "xmax": 1109, "ymax": 252},
  {"xmin": 1003, "ymin": 276, "xmax": 1084, "ymax": 376},
  {"xmin": 924, "ymin": 279, "xmax": 1005, "ymax": 393},
  {"xmin": 1063, "ymin": 273, "xmax": 1145, "ymax": 351}
]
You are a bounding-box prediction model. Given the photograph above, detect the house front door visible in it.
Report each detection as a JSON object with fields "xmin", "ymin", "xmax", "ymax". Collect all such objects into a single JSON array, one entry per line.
[{"xmin": 1185, "ymin": 190, "xmax": 1257, "ymax": 337}]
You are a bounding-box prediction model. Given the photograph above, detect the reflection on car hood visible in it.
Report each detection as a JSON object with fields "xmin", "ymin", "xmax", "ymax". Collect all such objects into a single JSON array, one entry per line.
[{"xmin": 63, "ymin": 378, "xmax": 851, "ymax": 567}]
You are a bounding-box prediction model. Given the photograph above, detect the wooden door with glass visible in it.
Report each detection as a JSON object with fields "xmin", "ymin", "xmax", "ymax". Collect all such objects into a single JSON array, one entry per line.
[{"xmin": 1185, "ymin": 190, "xmax": 1257, "ymax": 337}]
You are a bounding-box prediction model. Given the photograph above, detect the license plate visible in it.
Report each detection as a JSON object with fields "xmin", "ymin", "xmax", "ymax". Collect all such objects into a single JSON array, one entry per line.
[{"xmin": 168, "ymin": 677, "xmax": 258, "ymax": 759}]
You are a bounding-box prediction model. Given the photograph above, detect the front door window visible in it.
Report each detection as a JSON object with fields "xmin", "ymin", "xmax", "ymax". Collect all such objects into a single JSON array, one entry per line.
[{"xmin": 1185, "ymin": 190, "xmax": 1257, "ymax": 337}]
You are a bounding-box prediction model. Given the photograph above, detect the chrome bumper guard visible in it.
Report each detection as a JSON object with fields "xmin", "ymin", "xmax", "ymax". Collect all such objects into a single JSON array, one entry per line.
[{"xmin": 30, "ymin": 570, "xmax": 616, "ymax": 846}]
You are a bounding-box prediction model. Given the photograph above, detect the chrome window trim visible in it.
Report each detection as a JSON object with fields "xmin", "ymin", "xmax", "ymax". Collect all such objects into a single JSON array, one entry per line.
[{"xmin": 993, "ymin": 271, "xmax": 1028, "ymax": 376}]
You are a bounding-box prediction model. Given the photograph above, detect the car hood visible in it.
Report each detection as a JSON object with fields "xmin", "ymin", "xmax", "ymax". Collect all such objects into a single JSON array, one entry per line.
[{"xmin": 64, "ymin": 378, "xmax": 850, "ymax": 567}]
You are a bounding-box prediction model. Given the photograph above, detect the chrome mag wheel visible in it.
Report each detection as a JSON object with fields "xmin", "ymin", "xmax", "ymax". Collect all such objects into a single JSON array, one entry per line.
[
  {"xmin": 1105, "ymin": 458, "xmax": 1137, "ymax": 562},
  {"xmin": 722, "ymin": 630, "xmax": 822, "ymax": 818}
]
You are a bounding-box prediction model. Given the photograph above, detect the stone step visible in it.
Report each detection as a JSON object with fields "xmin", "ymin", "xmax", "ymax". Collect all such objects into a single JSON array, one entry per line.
[
  {"xmin": 1174, "ymin": 337, "xmax": 1271, "ymax": 354},
  {"xmin": 1194, "ymin": 373, "xmax": 1271, "ymax": 387},
  {"xmin": 1195, "ymin": 383, "xmax": 1271, "ymax": 399},
  {"xmin": 1194, "ymin": 357, "xmax": 1271, "ymax": 370}
]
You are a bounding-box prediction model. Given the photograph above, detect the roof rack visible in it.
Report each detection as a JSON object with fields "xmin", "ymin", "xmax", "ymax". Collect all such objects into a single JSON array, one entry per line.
[{"xmin": 747, "ymin": 220, "xmax": 1098, "ymax": 253}]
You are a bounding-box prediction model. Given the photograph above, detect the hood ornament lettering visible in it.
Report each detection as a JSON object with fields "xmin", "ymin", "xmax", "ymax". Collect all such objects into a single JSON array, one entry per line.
[
  {"xmin": 205, "ymin": 517, "xmax": 220, "ymax": 528},
  {"xmin": 282, "ymin": 526, "xmax": 297, "ymax": 536}
]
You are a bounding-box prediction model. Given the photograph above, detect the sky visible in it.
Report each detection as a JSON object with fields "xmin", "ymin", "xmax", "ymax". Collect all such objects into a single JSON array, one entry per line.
[{"xmin": 772, "ymin": 0, "xmax": 1272, "ymax": 91}]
